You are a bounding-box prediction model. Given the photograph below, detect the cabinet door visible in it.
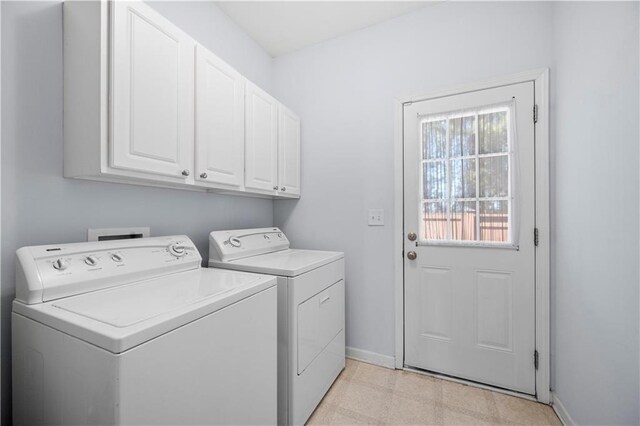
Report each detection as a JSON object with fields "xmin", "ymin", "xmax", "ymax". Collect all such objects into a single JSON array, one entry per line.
[
  {"xmin": 195, "ymin": 45, "xmax": 245, "ymax": 187},
  {"xmin": 245, "ymin": 81, "xmax": 278, "ymax": 192},
  {"xmin": 277, "ymin": 104, "xmax": 301, "ymax": 197},
  {"xmin": 110, "ymin": 2, "xmax": 195, "ymax": 181}
]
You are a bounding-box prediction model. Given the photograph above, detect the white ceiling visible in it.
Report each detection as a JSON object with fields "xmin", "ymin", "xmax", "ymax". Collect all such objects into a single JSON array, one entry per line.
[{"xmin": 216, "ymin": 2, "xmax": 432, "ymax": 57}]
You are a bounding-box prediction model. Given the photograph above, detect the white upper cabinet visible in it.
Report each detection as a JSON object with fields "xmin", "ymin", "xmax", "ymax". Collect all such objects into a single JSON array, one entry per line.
[
  {"xmin": 110, "ymin": 1, "xmax": 195, "ymax": 181},
  {"xmin": 245, "ymin": 81, "xmax": 279, "ymax": 193},
  {"xmin": 195, "ymin": 45, "xmax": 245, "ymax": 188},
  {"xmin": 63, "ymin": 1, "xmax": 300, "ymax": 198},
  {"xmin": 277, "ymin": 105, "xmax": 301, "ymax": 197}
]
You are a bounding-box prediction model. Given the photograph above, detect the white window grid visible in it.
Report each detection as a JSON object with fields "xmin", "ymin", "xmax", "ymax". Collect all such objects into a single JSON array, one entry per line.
[{"xmin": 418, "ymin": 105, "xmax": 513, "ymax": 247}]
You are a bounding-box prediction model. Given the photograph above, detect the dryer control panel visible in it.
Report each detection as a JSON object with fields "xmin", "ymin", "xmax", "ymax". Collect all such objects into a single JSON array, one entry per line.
[
  {"xmin": 209, "ymin": 228, "xmax": 290, "ymax": 263},
  {"xmin": 15, "ymin": 236, "xmax": 201, "ymax": 304}
]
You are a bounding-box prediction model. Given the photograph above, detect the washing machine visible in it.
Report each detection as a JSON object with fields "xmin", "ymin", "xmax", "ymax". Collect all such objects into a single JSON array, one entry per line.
[
  {"xmin": 208, "ymin": 227, "xmax": 345, "ymax": 425},
  {"xmin": 12, "ymin": 235, "xmax": 278, "ymax": 425}
]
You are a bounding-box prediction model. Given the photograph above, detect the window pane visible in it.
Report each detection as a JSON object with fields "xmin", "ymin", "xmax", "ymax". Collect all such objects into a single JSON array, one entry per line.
[
  {"xmin": 451, "ymin": 201, "xmax": 476, "ymax": 241},
  {"xmin": 423, "ymin": 161, "xmax": 446, "ymax": 199},
  {"xmin": 423, "ymin": 202, "xmax": 447, "ymax": 240},
  {"xmin": 422, "ymin": 120, "xmax": 447, "ymax": 159},
  {"xmin": 449, "ymin": 115, "xmax": 476, "ymax": 157},
  {"xmin": 479, "ymin": 155, "xmax": 508, "ymax": 198},
  {"xmin": 479, "ymin": 200, "xmax": 509, "ymax": 242},
  {"xmin": 451, "ymin": 159, "xmax": 476, "ymax": 198},
  {"xmin": 420, "ymin": 104, "xmax": 513, "ymax": 246},
  {"xmin": 478, "ymin": 111, "xmax": 508, "ymax": 154}
]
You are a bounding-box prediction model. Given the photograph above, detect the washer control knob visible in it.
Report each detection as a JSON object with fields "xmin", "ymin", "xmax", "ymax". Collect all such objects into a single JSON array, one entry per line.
[
  {"xmin": 169, "ymin": 244, "xmax": 187, "ymax": 257},
  {"xmin": 277, "ymin": 233, "xmax": 283, "ymax": 238},
  {"xmin": 84, "ymin": 255, "xmax": 99, "ymax": 266},
  {"xmin": 52, "ymin": 258, "xmax": 69, "ymax": 271},
  {"xmin": 229, "ymin": 237, "xmax": 241, "ymax": 248},
  {"xmin": 111, "ymin": 253, "xmax": 123, "ymax": 263}
]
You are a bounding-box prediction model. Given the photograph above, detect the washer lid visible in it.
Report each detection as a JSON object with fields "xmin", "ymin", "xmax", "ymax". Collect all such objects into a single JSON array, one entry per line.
[
  {"xmin": 13, "ymin": 268, "xmax": 276, "ymax": 353},
  {"xmin": 210, "ymin": 249, "xmax": 344, "ymax": 277},
  {"xmin": 52, "ymin": 269, "xmax": 239, "ymax": 327}
]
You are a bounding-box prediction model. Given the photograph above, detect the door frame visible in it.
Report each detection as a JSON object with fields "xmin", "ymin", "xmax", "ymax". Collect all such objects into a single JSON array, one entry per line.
[{"xmin": 393, "ymin": 69, "xmax": 550, "ymax": 403}]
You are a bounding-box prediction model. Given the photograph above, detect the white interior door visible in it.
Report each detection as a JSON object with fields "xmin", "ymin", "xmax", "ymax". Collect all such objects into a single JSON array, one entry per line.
[
  {"xmin": 110, "ymin": 1, "xmax": 195, "ymax": 180},
  {"xmin": 403, "ymin": 82, "xmax": 536, "ymax": 394},
  {"xmin": 195, "ymin": 45, "xmax": 245, "ymax": 187},
  {"xmin": 277, "ymin": 104, "xmax": 301, "ymax": 196},
  {"xmin": 245, "ymin": 81, "xmax": 278, "ymax": 192}
]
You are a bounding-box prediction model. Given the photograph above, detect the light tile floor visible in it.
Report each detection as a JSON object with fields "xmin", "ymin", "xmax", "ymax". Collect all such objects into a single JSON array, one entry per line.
[{"xmin": 307, "ymin": 359, "xmax": 561, "ymax": 425}]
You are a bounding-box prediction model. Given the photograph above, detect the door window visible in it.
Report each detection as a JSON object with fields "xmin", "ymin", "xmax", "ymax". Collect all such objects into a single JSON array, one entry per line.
[{"xmin": 420, "ymin": 102, "xmax": 516, "ymax": 246}]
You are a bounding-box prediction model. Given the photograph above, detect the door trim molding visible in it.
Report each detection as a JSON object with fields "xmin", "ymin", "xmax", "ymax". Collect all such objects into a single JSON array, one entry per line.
[{"xmin": 393, "ymin": 68, "xmax": 551, "ymax": 404}]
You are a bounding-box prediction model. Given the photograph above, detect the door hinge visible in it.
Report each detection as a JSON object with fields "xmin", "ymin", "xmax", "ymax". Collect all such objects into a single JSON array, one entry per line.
[
  {"xmin": 534, "ymin": 228, "xmax": 539, "ymax": 246},
  {"xmin": 533, "ymin": 104, "xmax": 538, "ymax": 124},
  {"xmin": 534, "ymin": 350, "xmax": 539, "ymax": 370},
  {"xmin": 401, "ymin": 250, "xmax": 405, "ymax": 259}
]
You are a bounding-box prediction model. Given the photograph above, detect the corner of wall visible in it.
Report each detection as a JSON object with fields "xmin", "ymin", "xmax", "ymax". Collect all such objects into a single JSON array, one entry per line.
[{"xmin": 551, "ymin": 393, "xmax": 575, "ymax": 426}]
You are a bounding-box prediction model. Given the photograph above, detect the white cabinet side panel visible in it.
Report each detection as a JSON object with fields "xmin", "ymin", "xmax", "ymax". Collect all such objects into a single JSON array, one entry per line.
[{"xmin": 63, "ymin": 1, "xmax": 106, "ymax": 178}]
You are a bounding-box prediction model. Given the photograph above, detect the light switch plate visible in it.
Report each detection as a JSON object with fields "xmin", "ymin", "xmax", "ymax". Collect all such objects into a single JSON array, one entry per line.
[{"xmin": 368, "ymin": 209, "xmax": 384, "ymax": 226}]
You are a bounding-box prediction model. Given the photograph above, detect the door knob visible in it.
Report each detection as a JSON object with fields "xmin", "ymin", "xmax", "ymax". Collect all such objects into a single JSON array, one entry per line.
[
  {"xmin": 407, "ymin": 251, "xmax": 417, "ymax": 260},
  {"xmin": 200, "ymin": 173, "xmax": 207, "ymax": 179},
  {"xmin": 281, "ymin": 187, "xmax": 286, "ymax": 192},
  {"xmin": 273, "ymin": 186, "xmax": 278, "ymax": 190},
  {"xmin": 181, "ymin": 169, "xmax": 190, "ymax": 177},
  {"xmin": 407, "ymin": 232, "xmax": 417, "ymax": 241}
]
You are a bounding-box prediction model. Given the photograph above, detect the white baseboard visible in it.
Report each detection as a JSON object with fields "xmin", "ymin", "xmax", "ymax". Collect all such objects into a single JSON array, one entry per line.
[
  {"xmin": 346, "ymin": 346, "xmax": 396, "ymax": 369},
  {"xmin": 552, "ymin": 392, "xmax": 575, "ymax": 426}
]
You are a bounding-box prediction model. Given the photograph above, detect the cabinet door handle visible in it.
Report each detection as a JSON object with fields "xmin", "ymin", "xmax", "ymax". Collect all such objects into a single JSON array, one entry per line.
[
  {"xmin": 273, "ymin": 186, "xmax": 278, "ymax": 190},
  {"xmin": 281, "ymin": 187, "xmax": 286, "ymax": 192},
  {"xmin": 181, "ymin": 169, "xmax": 190, "ymax": 177},
  {"xmin": 200, "ymin": 173, "xmax": 208, "ymax": 179},
  {"xmin": 320, "ymin": 295, "xmax": 331, "ymax": 305}
]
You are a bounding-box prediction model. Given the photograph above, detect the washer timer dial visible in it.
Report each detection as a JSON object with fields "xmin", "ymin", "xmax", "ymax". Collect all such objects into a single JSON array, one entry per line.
[
  {"xmin": 168, "ymin": 243, "xmax": 187, "ymax": 257},
  {"xmin": 52, "ymin": 258, "xmax": 69, "ymax": 271}
]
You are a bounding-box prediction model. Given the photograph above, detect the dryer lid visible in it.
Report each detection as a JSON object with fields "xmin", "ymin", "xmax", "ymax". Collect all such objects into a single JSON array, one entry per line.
[{"xmin": 210, "ymin": 249, "xmax": 344, "ymax": 277}]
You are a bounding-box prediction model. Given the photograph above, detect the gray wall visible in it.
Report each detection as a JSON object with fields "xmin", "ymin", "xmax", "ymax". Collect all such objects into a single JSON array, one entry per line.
[
  {"xmin": 2, "ymin": 1, "xmax": 639, "ymax": 424},
  {"xmin": 273, "ymin": 1, "xmax": 639, "ymax": 424},
  {"xmin": 551, "ymin": 2, "xmax": 639, "ymax": 424},
  {"xmin": 1, "ymin": 1, "xmax": 275, "ymax": 422},
  {"xmin": 273, "ymin": 0, "xmax": 555, "ymax": 360}
]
